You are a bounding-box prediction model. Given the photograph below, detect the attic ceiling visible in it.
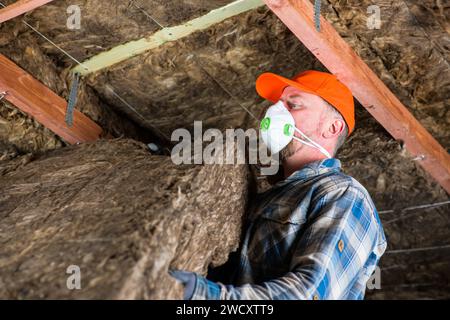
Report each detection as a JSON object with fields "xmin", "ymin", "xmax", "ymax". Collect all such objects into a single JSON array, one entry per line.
[{"xmin": 0, "ymin": 0, "xmax": 449, "ymax": 299}]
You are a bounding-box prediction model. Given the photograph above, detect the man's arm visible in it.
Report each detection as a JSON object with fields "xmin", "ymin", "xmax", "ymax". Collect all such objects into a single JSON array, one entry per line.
[{"xmin": 173, "ymin": 185, "xmax": 385, "ymax": 300}]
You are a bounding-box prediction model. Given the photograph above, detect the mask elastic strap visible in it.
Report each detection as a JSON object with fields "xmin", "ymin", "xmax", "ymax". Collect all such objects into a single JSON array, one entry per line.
[
  {"xmin": 293, "ymin": 128, "xmax": 332, "ymax": 159},
  {"xmin": 292, "ymin": 136, "xmax": 318, "ymax": 149}
]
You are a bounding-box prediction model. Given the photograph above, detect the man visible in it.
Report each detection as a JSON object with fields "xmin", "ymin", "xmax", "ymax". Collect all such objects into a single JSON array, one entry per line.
[{"xmin": 170, "ymin": 70, "xmax": 387, "ymax": 300}]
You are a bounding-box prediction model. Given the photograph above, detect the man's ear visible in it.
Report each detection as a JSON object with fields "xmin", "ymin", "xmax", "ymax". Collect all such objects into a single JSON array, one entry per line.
[{"xmin": 323, "ymin": 119, "xmax": 345, "ymax": 139}]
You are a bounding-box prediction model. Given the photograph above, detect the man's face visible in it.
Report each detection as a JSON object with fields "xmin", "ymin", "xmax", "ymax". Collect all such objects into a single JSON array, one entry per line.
[{"xmin": 278, "ymin": 86, "xmax": 330, "ymax": 160}]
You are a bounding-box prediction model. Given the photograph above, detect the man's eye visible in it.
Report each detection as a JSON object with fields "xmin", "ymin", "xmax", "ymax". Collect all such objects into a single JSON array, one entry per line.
[{"xmin": 288, "ymin": 102, "xmax": 303, "ymax": 110}]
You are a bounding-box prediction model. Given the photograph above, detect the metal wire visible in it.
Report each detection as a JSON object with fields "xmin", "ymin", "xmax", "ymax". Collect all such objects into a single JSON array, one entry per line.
[
  {"xmin": 130, "ymin": 2, "xmax": 260, "ymax": 124},
  {"xmin": 1, "ymin": 2, "xmax": 89, "ymax": 71},
  {"xmin": 132, "ymin": 1, "xmax": 166, "ymax": 29},
  {"xmin": 193, "ymin": 57, "xmax": 259, "ymax": 122},
  {"xmin": 381, "ymin": 200, "xmax": 450, "ymax": 225},
  {"xmin": 386, "ymin": 244, "xmax": 450, "ymax": 254},
  {"xmin": 21, "ymin": 20, "xmax": 90, "ymax": 71},
  {"xmin": 401, "ymin": 0, "xmax": 450, "ymax": 68},
  {"xmin": 379, "ymin": 200, "xmax": 450, "ymax": 214},
  {"xmin": 104, "ymin": 85, "xmax": 170, "ymax": 141},
  {"xmin": 0, "ymin": 1, "xmax": 168, "ymax": 141}
]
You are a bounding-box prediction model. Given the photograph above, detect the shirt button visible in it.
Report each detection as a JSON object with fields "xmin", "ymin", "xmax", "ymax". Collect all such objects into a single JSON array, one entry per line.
[
  {"xmin": 338, "ymin": 239, "xmax": 345, "ymax": 252},
  {"xmin": 313, "ymin": 295, "xmax": 319, "ymax": 300}
]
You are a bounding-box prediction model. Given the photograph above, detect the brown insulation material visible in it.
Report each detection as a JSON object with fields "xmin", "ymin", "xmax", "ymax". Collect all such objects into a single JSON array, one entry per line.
[
  {"xmin": 87, "ymin": 7, "xmax": 324, "ymax": 137},
  {"xmin": 324, "ymin": 0, "xmax": 449, "ymax": 148},
  {"xmin": 406, "ymin": 0, "xmax": 450, "ymax": 62},
  {"xmin": 0, "ymin": 0, "xmax": 235, "ymax": 67},
  {"xmin": 0, "ymin": 139, "xmax": 249, "ymax": 299},
  {"xmin": 0, "ymin": 140, "xmax": 19, "ymax": 161},
  {"xmin": 0, "ymin": 0, "xmax": 448, "ymax": 299},
  {"xmin": 0, "ymin": 34, "xmax": 153, "ymax": 149},
  {"xmin": 0, "ymin": 100, "xmax": 64, "ymax": 154}
]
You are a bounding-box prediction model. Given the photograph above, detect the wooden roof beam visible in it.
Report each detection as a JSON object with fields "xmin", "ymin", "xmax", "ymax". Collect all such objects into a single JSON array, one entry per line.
[
  {"xmin": 264, "ymin": 0, "xmax": 450, "ymax": 194},
  {"xmin": 0, "ymin": 0, "xmax": 54, "ymax": 23},
  {"xmin": 0, "ymin": 53, "xmax": 104, "ymax": 144}
]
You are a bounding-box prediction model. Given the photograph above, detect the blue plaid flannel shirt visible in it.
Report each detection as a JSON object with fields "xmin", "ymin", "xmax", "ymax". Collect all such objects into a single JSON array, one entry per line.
[{"xmin": 191, "ymin": 158, "xmax": 387, "ymax": 300}]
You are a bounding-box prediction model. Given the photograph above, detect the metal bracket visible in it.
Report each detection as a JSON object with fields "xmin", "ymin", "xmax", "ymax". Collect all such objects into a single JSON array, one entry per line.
[
  {"xmin": 0, "ymin": 91, "xmax": 8, "ymax": 101},
  {"xmin": 65, "ymin": 72, "xmax": 80, "ymax": 127},
  {"xmin": 314, "ymin": 0, "xmax": 321, "ymax": 32},
  {"xmin": 412, "ymin": 154, "xmax": 426, "ymax": 161}
]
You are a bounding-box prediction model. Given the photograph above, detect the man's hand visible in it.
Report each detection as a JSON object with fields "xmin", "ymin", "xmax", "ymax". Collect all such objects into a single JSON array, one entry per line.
[{"xmin": 169, "ymin": 270, "xmax": 197, "ymax": 300}]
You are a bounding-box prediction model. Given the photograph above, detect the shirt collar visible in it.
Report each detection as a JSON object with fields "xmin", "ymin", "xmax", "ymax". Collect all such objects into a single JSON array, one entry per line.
[{"xmin": 285, "ymin": 158, "xmax": 341, "ymax": 182}]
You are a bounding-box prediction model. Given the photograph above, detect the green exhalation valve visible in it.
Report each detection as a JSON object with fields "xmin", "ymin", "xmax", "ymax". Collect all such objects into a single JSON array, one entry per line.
[
  {"xmin": 284, "ymin": 124, "xmax": 294, "ymax": 136},
  {"xmin": 260, "ymin": 117, "xmax": 271, "ymax": 131}
]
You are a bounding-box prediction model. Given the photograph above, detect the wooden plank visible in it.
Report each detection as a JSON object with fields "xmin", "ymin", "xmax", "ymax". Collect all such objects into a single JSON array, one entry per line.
[
  {"xmin": 0, "ymin": 53, "xmax": 103, "ymax": 144},
  {"xmin": 264, "ymin": 0, "xmax": 450, "ymax": 194},
  {"xmin": 0, "ymin": 0, "xmax": 54, "ymax": 23}
]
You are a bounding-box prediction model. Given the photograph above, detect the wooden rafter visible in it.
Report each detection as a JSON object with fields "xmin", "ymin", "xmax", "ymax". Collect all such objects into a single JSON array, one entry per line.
[
  {"xmin": 0, "ymin": 54, "xmax": 104, "ymax": 144},
  {"xmin": 0, "ymin": 0, "xmax": 54, "ymax": 23},
  {"xmin": 264, "ymin": 0, "xmax": 450, "ymax": 194}
]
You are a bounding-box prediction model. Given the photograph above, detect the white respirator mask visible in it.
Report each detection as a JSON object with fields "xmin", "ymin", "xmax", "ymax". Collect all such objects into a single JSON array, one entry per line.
[{"xmin": 259, "ymin": 100, "xmax": 332, "ymax": 158}]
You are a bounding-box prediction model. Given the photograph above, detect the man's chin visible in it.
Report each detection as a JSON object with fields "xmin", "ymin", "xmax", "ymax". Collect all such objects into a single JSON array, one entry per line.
[{"xmin": 280, "ymin": 142, "xmax": 301, "ymax": 161}]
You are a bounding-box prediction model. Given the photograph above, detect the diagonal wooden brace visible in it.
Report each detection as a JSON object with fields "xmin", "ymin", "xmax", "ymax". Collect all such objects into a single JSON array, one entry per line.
[
  {"xmin": 0, "ymin": 0, "xmax": 54, "ymax": 23},
  {"xmin": 0, "ymin": 53, "xmax": 104, "ymax": 144}
]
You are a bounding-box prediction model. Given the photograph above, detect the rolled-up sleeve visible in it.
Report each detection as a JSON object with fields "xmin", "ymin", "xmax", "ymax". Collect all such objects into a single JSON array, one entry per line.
[{"xmin": 191, "ymin": 185, "xmax": 385, "ymax": 300}]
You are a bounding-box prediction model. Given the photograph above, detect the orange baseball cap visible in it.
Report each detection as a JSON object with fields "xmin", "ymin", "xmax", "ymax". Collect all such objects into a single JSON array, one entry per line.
[{"xmin": 255, "ymin": 70, "xmax": 355, "ymax": 135}]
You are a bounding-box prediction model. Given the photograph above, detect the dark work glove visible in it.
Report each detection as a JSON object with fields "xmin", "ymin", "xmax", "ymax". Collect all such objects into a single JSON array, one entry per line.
[{"xmin": 169, "ymin": 270, "xmax": 197, "ymax": 300}]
